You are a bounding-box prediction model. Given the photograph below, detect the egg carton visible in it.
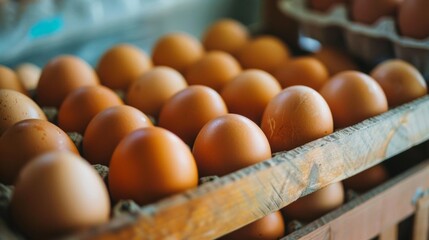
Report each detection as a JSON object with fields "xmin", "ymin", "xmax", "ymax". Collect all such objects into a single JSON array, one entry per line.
[{"xmin": 278, "ymin": 0, "xmax": 429, "ymax": 79}]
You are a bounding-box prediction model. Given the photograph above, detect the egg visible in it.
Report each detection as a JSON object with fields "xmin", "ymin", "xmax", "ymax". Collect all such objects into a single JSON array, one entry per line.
[
  {"xmin": 58, "ymin": 85, "xmax": 123, "ymax": 134},
  {"xmin": 83, "ymin": 105, "xmax": 153, "ymax": 166},
  {"xmin": 96, "ymin": 44, "xmax": 152, "ymax": 90},
  {"xmin": 319, "ymin": 71, "xmax": 388, "ymax": 129},
  {"xmin": 202, "ymin": 19, "xmax": 250, "ymax": 56},
  {"xmin": 108, "ymin": 127, "xmax": 198, "ymax": 205},
  {"xmin": 185, "ymin": 51, "xmax": 242, "ymax": 92},
  {"xmin": 193, "ymin": 114, "xmax": 271, "ymax": 177},
  {"xmin": 238, "ymin": 35, "xmax": 290, "ymax": 74},
  {"xmin": 219, "ymin": 211, "xmax": 285, "ymax": 240},
  {"xmin": 126, "ymin": 66, "xmax": 188, "ymax": 118},
  {"xmin": 351, "ymin": 0, "xmax": 401, "ymax": 25},
  {"xmin": 221, "ymin": 69, "xmax": 281, "ymax": 124},
  {"xmin": 15, "ymin": 63, "xmax": 41, "ymax": 91},
  {"xmin": 370, "ymin": 60, "xmax": 427, "ymax": 107},
  {"xmin": 398, "ymin": 0, "xmax": 429, "ymax": 39},
  {"xmin": 308, "ymin": 0, "xmax": 346, "ymax": 12},
  {"xmin": 312, "ymin": 47, "xmax": 359, "ymax": 75},
  {"xmin": 343, "ymin": 164, "xmax": 389, "ymax": 193},
  {"xmin": 36, "ymin": 55, "xmax": 99, "ymax": 107},
  {"xmin": 274, "ymin": 57, "xmax": 329, "ymax": 90},
  {"xmin": 282, "ymin": 182, "xmax": 344, "ymax": 222},
  {"xmin": 0, "ymin": 89, "xmax": 46, "ymax": 136},
  {"xmin": 0, "ymin": 119, "xmax": 78, "ymax": 184},
  {"xmin": 158, "ymin": 85, "xmax": 228, "ymax": 146},
  {"xmin": 10, "ymin": 151, "xmax": 110, "ymax": 238},
  {"xmin": 261, "ymin": 86, "xmax": 334, "ymax": 153},
  {"xmin": 152, "ymin": 32, "xmax": 204, "ymax": 74},
  {"xmin": 0, "ymin": 65, "xmax": 27, "ymax": 94}
]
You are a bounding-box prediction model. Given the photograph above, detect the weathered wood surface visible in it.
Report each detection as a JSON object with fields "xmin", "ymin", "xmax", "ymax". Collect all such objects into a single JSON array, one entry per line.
[
  {"xmin": 70, "ymin": 96, "xmax": 429, "ymax": 240},
  {"xmin": 284, "ymin": 158, "xmax": 429, "ymax": 240},
  {"xmin": 413, "ymin": 195, "xmax": 429, "ymax": 240}
]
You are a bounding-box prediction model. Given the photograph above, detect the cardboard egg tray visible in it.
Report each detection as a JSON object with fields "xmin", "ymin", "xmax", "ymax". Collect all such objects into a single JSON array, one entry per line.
[{"xmin": 279, "ymin": 0, "xmax": 429, "ymax": 79}]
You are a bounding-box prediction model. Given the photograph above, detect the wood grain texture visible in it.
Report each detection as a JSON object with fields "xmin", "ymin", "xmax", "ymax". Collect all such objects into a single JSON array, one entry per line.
[
  {"xmin": 413, "ymin": 195, "xmax": 429, "ymax": 240},
  {"xmin": 69, "ymin": 96, "xmax": 429, "ymax": 240},
  {"xmin": 286, "ymin": 160, "xmax": 429, "ymax": 240}
]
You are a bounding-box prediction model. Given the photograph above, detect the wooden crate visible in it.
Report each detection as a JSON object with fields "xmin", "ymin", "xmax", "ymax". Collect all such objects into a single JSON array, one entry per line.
[{"xmin": 64, "ymin": 95, "xmax": 429, "ymax": 240}]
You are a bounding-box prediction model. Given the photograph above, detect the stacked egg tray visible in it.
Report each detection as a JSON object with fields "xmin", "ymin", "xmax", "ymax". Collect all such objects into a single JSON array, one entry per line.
[{"xmin": 279, "ymin": 0, "xmax": 429, "ymax": 79}]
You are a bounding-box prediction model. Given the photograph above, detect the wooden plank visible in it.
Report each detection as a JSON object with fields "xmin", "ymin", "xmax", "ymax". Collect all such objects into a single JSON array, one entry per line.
[
  {"xmin": 285, "ymin": 160, "xmax": 429, "ymax": 240},
  {"xmin": 69, "ymin": 96, "xmax": 429, "ymax": 240},
  {"xmin": 379, "ymin": 225, "xmax": 397, "ymax": 240},
  {"xmin": 413, "ymin": 195, "xmax": 429, "ymax": 240}
]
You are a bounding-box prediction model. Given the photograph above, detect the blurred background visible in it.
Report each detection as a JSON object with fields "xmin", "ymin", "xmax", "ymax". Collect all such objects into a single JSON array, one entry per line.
[{"xmin": 0, "ymin": 0, "xmax": 270, "ymax": 67}]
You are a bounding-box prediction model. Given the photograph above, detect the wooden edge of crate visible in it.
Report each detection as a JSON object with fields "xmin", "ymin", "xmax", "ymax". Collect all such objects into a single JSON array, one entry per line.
[
  {"xmin": 69, "ymin": 96, "xmax": 429, "ymax": 240},
  {"xmin": 283, "ymin": 158, "xmax": 429, "ymax": 240}
]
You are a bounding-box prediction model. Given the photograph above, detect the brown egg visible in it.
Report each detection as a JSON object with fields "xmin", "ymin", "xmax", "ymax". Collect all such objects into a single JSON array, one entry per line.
[
  {"xmin": 312, "ymin": 47, "xmax": 359, "ymax": 75},
  {"xmin": 0, "ymin": 89, "xmax": 46, "ymax": 136},
  {"xmin": 152, "ymin": 33, "xmax": 204, "ymax": 74},
  {"xmin": 10, "ymin": 151, "xmax": 110, "ymax": 238},
  {"xmin": 371, "ymin": 59, "xmax": 427, "ymax": 107},
  {"xmin": 398, "ymin": 0, "xmax": 429, "ymax": 39},
  {"xmin": 0, "ymin": 65, "xmax": 27, "ymax": 94},
  {"xmin": 126, "ymin": 66, "xmax": 188, "ymax": 118},
  {"xmin": 15, "ymin": 63, "xmax": 41, "ymax": 91},
  {"xmin": 220, "ymin": 211, "xmax": 285, "ymax": 240},
  {"xmin": 309, "ymin": 0, "xmax": 346, "ymax": 12},
  {"xmin": 97, "ymin": 44, "xmax": 152, "ymax": 90},
  {"xmin": 36, "ymin": 55, "xmax": 99, "ymax": 107},
  {"xmin": 351, "ymin": 0, "xmax": 401, "ymax": 25},
  {"xmin": 58, "ymin": 85, "xmax": 123, "ymax": 134},
  {"xmin": 158, "ymin": 85, "xmax": 228, "ymax": 146},
  {"xmin": 0, "ymin": 119, "xmax": 78, "ymax": 184},
  {"xmin": 83, "ymin": 105, "xmax": 153, "ymax": 166},
  {"xmin": 343, "ymin": 164, "xmax": 389, "ymax": 193},
  {"xmin": 185, "ymin": 51, "xmax": 242, "ymax": 92},
  {"xmin": 282, "ymin": 182, "xmax": 344, "ymax": 222},
  {"xmin": 202, "ymin": 19, "xmax": 250, "ymax": 56},
  {"xmin": 319, "ymin": 71, "xmax": 388, "ymax": 129},
  {"xmin": 221, "ymin": 69, "xmax": 281, "ymax": 124},
  {"xmin": 238, "ymin": 36, "xmax": 290, "ymax": 74},
  {"xmin": 108, "ymin": 127, "xmax": 198, "ymax": 205},
  {"xmin": 193, "ymin": 114, "xmax": 271, "ymax": 177},
  {"xmin": 261, "ymin": 86, "xmax": 334, "ymax": 153},
  {"xmin": 274, "ymin": 57, "xmax": 329, "ymax": 90}
]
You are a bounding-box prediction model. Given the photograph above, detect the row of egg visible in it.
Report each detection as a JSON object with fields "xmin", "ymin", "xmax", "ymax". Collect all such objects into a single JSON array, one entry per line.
[
  {"xmin": 309, "ymin": 0, "xmax": 429, "ymax": 40},
  {"xmin": 0, "ymin": 18, "xmax": 427, "ymax": 239}
]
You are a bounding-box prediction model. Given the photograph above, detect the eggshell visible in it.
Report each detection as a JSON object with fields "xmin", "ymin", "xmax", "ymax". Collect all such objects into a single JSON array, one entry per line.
[
  {"xmin": 0, "ymin": 119, "xmax": 78, "ymax": 184},
  {"xmin": 274, "ymin": 57, "xmax": 329, "ymax": 90},
  {"xmin": 398, "ymin": 0, "xmax": 429, "ymax": 39},
  {"xmin": 15, "ymin": 63, "xmax": 41, "ymax": 91},
  {"xmin": 343, "ymin": 164, "xmax": 389, "ymax": 192},
  {"xmin": 352, "ymin": 0, "xmax": 401, "ymax": 25},
  {"xmin": 319, "ymin": 71, "xmax": 388, "ymax": 129},
  {"xmin": 261, "ymin": 86, "xmax": 334, "ymax": 153},
  {"xmin": 282, "ymin": 182, "xmax": 344, "ymax": 222},
  {"xmin": 221, "ymin": 69, "xmax": 281, "ymax": 124},
  {"xmin": 309, "ymin": 0, "xmax": 347, "ymax": 12},
  {"xmin": 370, "ymin": 59, "xmax": 427, "ymax": 107},
  {"xmin": 36, "ymin": 55, "xmax": 99, "ymax": 107},
  {"xmin": 0, "ymin": 89, "xmax": 46, "ymax": 136},
  {"xmin": 58, "ymin": 85, "xmax": 123, "ymax": 134},
  {"xmin": 219, "ymin": 211, "xmax": 285, "ymax": 240},
  {"xmin": 312, "ymin": 47, "xmax": 359, "ymax": 75},
  {"xmin": 193, "ymin": 114, "xmax": 271, "ymax": 177},
  {"xmin": 202, "ymin": 19, "xmax": 250, "ymax": 56},
  {"xmin": 0, "ymin": 65, "xmax": 27, "ymax": 94},
  {"xmin": 152, "ymin": 33, "xmax": 204, "ymax": 74},
  {"xmin": 83, "ymin": 105, "xmax": 153, "ymax": 166},
  {"xmin": 108, "ymin": 127, "xmax": 198, "ymax": 205},
  {"xmin": 186, "ymin": 51, "xmax": 242, "ymax": 92},
  {"xmin": 126, "ymin": 66, "xmax": 188, "ymax": 118},
  {"xmin": 238, "ymin": 35, "xmax": 290, "ymax": 74},
  {"xmin": 97, "ymin": 44, "xmax": 152, "ymax": 90},
  {"xmin": 158, "ymin": 85, "xmax": 228, "ymax": 146},
  {"xmin": 10, "ymin": 151, "xmax": 110, "ymax": 238}
]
